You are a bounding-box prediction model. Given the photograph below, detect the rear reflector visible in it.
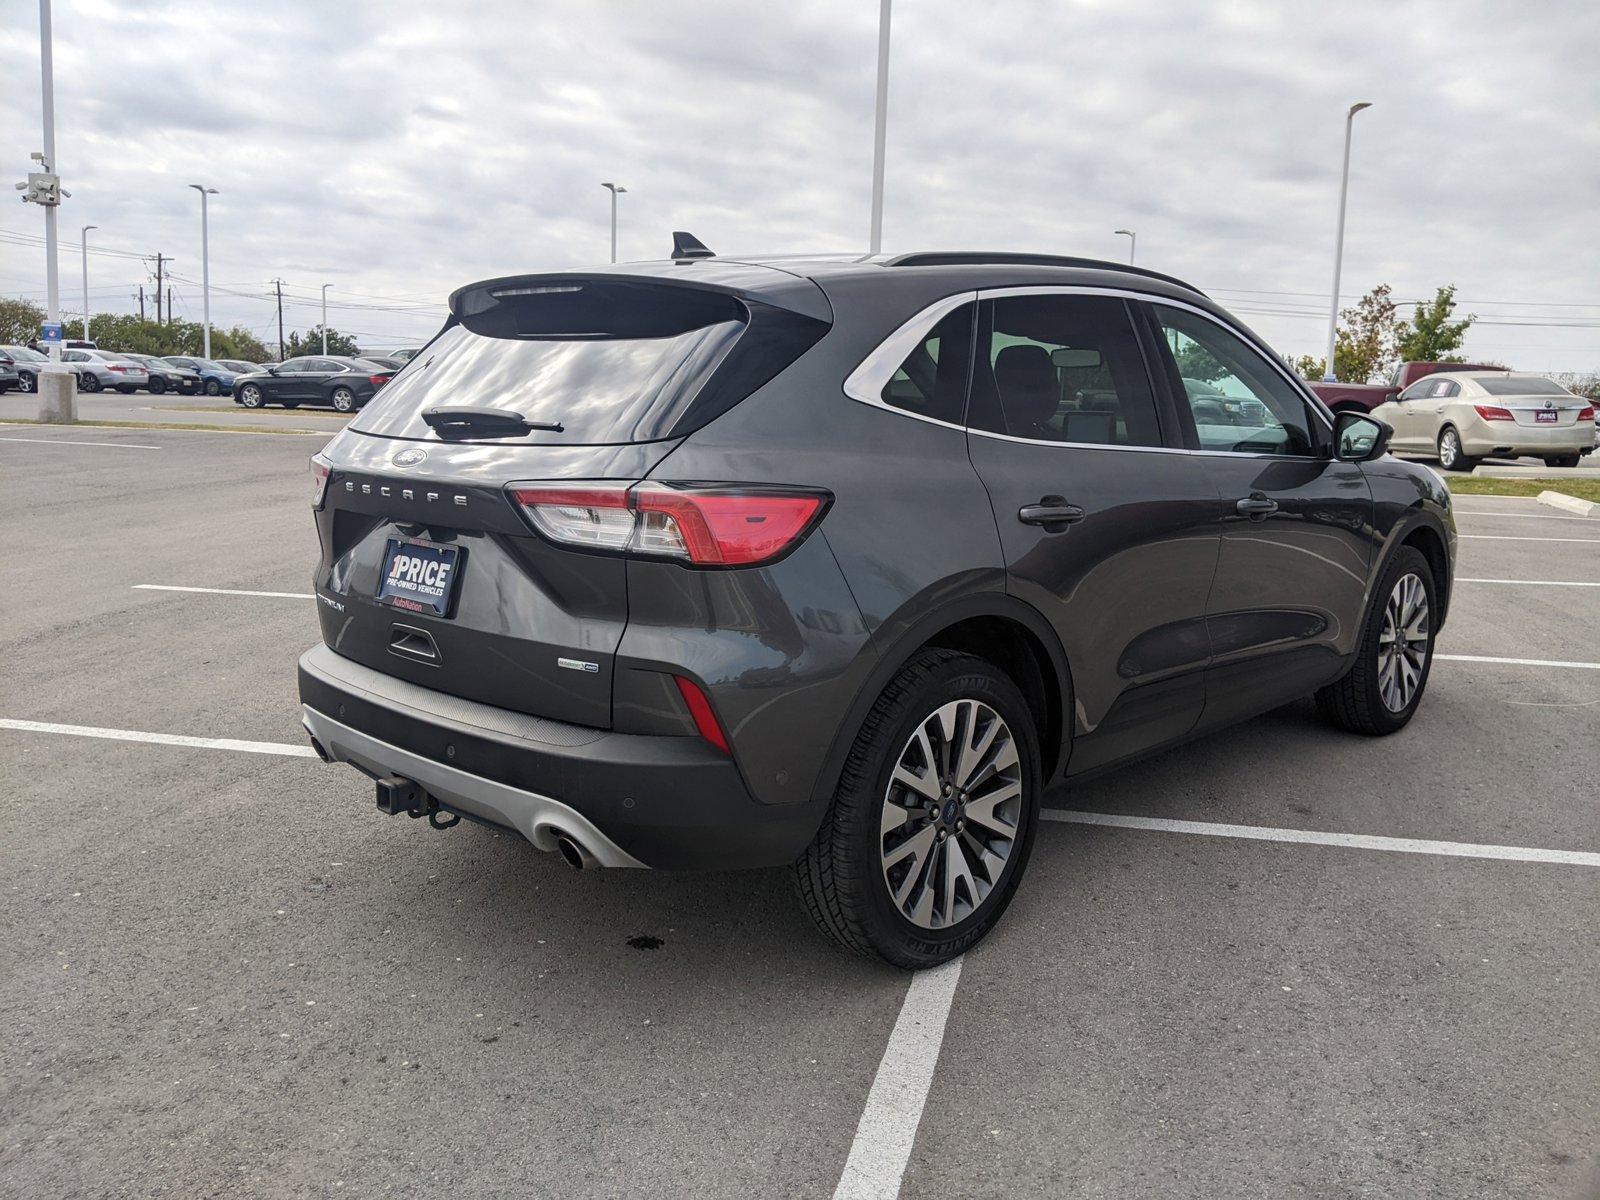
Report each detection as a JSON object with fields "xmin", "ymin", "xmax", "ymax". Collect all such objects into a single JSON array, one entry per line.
[
  {"xmin": 673, "ymin": 675, "xmax": 730, "ymax": 754},
  {"xmin": 1474, "ymin": 405, "xmax": 1515, "ymax": 422},
  {"xmin": 508, "ymin": 482, "xmax": 828, "ymax": 567}
]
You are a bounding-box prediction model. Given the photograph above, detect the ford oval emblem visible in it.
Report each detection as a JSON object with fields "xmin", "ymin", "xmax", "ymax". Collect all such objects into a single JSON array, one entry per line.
[{"xmin": 392, "ymin": 448, "xmax": 428, "ymax": 467}]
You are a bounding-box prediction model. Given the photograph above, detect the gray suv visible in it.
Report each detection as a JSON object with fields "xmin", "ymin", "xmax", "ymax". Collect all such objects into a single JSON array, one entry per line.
[{"xmin": 298, "ymin": 249, "xmax": 1455, "ymax": 967}]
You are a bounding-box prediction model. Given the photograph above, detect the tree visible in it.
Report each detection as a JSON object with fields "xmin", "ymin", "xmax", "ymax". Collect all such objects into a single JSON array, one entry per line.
[
  {"xmin": 1293, "ymin": 354, "xmax": 1327, "ymax": 380},
  {"xmin": 0, "ymin": 297, "xmax": 46, "ymax": 343},
  {"xmin": 283, "ymin": 326, "xmax": 361, "ymax": 358},
  {"xmin": 1331, "ymin": 284, "xmax": 1401, "ymax": 384},
  {"xmin": 1397, "ymin": 285, "xmax": 1474, "ymax": 363}
]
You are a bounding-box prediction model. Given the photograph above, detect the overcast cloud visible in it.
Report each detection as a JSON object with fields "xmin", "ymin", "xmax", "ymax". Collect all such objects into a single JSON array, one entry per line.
[{"xmin": 2, "ymin": 0, "xmax": 1596, "ymax": 367}]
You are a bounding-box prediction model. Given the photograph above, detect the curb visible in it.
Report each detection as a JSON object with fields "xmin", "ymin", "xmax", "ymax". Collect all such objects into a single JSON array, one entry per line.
[{"xmin": 1537, "ymin": 490, "xmax": 1598, "ymax": 517}]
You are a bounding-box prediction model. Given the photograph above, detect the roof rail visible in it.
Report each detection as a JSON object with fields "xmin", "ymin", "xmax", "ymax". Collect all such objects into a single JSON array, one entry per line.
[{"xmin": 881, "ymin": 252, "xmax": 1205, "ymax": 297}]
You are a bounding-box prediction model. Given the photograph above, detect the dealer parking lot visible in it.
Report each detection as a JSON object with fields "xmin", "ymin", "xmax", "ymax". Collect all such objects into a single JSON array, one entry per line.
[{"xmin": 2, "ymin": 427, "xmax": 1596, "ymax": 1198}]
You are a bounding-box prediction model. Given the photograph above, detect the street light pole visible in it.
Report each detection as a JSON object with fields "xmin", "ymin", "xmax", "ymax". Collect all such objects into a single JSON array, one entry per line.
[
  {"xmin": 1114, "ymin": 229, "xmax": 1136, "ymax": 265},
  {"xmin": 188, "ymin": 184, "xmax": 218, "ymax": 358},
  {"xmin": 601, "ymin": 182, "xmax": 626, "ymax": 263},
  {"xmin": 321, "ymin": 283, "xmax": 331, "ymax": 354},
  {"xmin": 39, "ymin": 0, "xmax": 62, "ymax": 369},
  {"xmin": 1322, "ymin": 101, "xmax": 1372, "ymax": 382},
  {"xmin": 868, "ymin": 0, "xmax": 892, "ymax": 254},
  {"xmin": 80, "ymin": 224, "xmax": 98, "ymax": 339}
]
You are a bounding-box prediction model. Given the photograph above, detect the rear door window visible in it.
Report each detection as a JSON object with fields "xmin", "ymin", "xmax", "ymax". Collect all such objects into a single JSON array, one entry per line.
[{"xmin": 967, "ymin": 294, "xmax": 1164, "ymax": 447}]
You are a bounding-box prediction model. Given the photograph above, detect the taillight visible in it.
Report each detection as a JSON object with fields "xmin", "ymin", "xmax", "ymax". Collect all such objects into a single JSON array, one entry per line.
[
  {"xmin": 369, "ymin": 374, "xmax": 391, "ymax": 387},
  {"xmin": 1579, "ymin": 405, "xmax": 1596, "ymax": 422},
  {"xmin": 311, "ymin": 456, "xmax": 332, "ymax": 508},
  {"xmin": 1473, "ymin": 405, "xmax": 1514, "ymax": 422},
  {"xmin": 508, "ymin": 482, "xmax": 829, "ymax": 567}
]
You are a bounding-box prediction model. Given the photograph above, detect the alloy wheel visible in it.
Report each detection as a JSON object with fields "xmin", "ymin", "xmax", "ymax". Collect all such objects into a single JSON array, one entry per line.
[
  {"xmin": 19, "ymin": 373, "xmax": 36, "ymax": 393},
  {"xmin": 332, "ymin": 388, "xmax": 355, "ymax": 413},
  {"xmin": 880, "ymin": 698, "xmax": 1022, "ymax": 930},
  {"xmin": 1439, "ymin": 428, "xmax": 1459, "ymax": 469},
  {"xmin": 1377, "ymin": 572, "xmax": 1430, "ymax": 712},
  {"xmin": 239, "ymin": 385, "xmax": 263, "ymax": 408}
]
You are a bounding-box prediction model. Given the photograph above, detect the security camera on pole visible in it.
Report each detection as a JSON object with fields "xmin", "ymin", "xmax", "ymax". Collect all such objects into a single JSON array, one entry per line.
[{"xmin": 16, "ymin": 0, "xmax": 76, "ymax": 422}]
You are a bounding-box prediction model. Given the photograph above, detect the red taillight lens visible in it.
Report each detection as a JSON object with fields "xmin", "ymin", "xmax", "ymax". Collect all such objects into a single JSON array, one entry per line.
[
  {"xmin": 509, "ymin": 482, "xmax": 828, "ymax": 567},
  {"xmin": 311, "ymin": 456, "xmax": 332, "ymax": 508},
  {"xmin": 1579, "ymin": 405, "xmax": 1596, "ymax": 422},
  {"xmin": 1473, "ymin": 404, "xmax": 1515, "ymax": 422},
  {"xmin": 369, "ymin": 374, "xmax": 392, "ymax": 387},
  {"xmin": 673, "ymin": 675, "xmax": 730, "ymax": 754}
]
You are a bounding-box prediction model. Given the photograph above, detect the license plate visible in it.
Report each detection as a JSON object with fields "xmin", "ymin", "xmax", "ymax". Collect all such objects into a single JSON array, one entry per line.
[
  {"xmin": 1535, "ymin": 409, "xmax": 1558, "ymax": 423},
  {"xmin": 376, "ymin": 537, "xmax": 462, "ymax": 617}
]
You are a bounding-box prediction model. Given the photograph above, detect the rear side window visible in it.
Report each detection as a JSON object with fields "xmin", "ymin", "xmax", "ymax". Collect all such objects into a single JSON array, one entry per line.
[
  {"xmin": 881, "ymin": 303, "xmax": 974, "ymax": 425},
  {"xmin": 967, "ymin": 295, "xmax": 1163, "ymax": 447},
  {"xmin": 352, "ymin": 280, "xmax": 825, "ymax": 445}
]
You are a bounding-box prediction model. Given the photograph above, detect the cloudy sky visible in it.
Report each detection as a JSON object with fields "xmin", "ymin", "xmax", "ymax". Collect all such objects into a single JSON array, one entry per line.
[{"xmin": 2, "ymin": 0, "xmax": 1597, "ymax": 369}]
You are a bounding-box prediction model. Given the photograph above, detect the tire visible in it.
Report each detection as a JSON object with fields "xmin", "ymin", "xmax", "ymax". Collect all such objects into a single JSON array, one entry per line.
[
  {"xmin": 147, "ymin": 377, "xmax": 166, "ymax": 395},
  {"xmin": 1543, "ymin": 455, "xmax": 1580, "ymax": 469},
  {"xmin": 793, "ymin": 649, "xmax": 1042, "ymax": 968},
  {"xmin": 79, "ymin": 373, "xmax": 102, "ymax": 393},
  {"xmin": 203, "ymin": 379, "xmax": 221, "ymax": 396},
  {"xmin": 117, "ymin": 385, "xmax": 138, "ymax": 394},
  {"xmin": 237, "ymin": 384, "xmax": 266, "ymax": 409},
  {"xmin": 1316, "ymin": 545, "xmax": 1437, "ymax": 736},
  {"xmin": 1436, "ymin": 425, "xmax": 1475, "ymax": 472},
  {"xmin": 18, "ymin": 371, "xmax": 37, "ymax": 393},
  {"xmin": 281, "ymin": 401, "xmax": 300, "ymax": 409},
  {"xmin": 330, "ymin": 387, "xmax": 356, "ymax": 414}
]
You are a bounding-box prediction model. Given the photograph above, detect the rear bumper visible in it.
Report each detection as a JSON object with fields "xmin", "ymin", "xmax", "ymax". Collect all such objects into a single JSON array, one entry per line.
[
  {"xmin": 297, "ymin": 644, "xmax": 824, "ymax": 870},
  {"xmin": 1461, "ymin": 425, "xmax": 1593, "ymax": 456}
]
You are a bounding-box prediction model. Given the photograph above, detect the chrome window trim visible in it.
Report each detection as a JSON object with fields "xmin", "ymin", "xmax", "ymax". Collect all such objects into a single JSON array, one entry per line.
[
  {"xmin": 841, "ymin": 284, "xmax": 1334, "ymax": 460},
  {"xmin": 840, "ymin": 290, "xmax": 977, "ymax": 428}
]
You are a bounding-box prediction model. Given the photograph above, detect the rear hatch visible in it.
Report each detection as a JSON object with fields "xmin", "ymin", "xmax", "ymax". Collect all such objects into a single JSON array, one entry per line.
[{"xmin": 313, "ymin": 264, "xmax": 831, "ymax": 729}]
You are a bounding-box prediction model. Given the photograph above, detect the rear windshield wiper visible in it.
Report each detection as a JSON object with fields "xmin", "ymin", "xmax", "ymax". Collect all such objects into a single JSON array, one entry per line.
[{"xmin": 421, "ymin": 406, "xmax": 563, "ymax": 439}]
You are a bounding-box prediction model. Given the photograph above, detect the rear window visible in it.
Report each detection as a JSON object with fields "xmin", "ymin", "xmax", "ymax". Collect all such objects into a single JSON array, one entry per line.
[
  {"xmin": 1475, "ymin": 376, "xmax": 1571, "ymax": 397},
  {"xmin": 352, "ymin": 280, "xmax": 773, "ymax": 445}
]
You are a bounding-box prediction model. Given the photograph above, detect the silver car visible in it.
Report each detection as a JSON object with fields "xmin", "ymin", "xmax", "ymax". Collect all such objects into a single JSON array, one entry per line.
[
  {"xmin": 61, "ymin": 348, "xmax": 150, "ymax": 394},
  {"xmin": 1373, "ymin": 372, "xmax": 1596, "ymax": 471}
]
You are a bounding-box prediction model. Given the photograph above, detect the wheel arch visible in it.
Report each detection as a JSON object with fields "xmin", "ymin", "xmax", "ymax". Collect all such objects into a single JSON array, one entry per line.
[{"xmin": 809, "ymin": 592, "xmax": 1074, "ymax": 808}]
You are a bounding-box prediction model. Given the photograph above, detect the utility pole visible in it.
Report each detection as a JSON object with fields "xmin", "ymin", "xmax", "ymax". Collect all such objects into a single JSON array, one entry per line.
[
  {"xmin": 321, "ymin": 283, "xmax": 331, "ymax": 354},
  {"xmin": 273, "ymin": 279, "xmax": 285, "ymax": 359},
  {"xmin": 137, "ymin": 286, "xmax": 145, "ymax": 321},
  {"xmin": 153, "ymin": 253, "xmax": 166, "ymax": 323},
  {"xmin": 166, "ymin": 287, "xmax": 173, "ymax": 325}
]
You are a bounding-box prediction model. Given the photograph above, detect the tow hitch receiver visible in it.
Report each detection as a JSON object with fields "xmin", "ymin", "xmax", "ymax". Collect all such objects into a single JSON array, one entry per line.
[{"xmin": 374, "ymin": 775, "xmax": 463, "ymax": 830}]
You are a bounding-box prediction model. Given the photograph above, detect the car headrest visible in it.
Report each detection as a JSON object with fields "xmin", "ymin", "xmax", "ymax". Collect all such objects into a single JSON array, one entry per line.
[{"xmin": 993, "ymin": 345, "xmax": 1058, "ymax": 429}]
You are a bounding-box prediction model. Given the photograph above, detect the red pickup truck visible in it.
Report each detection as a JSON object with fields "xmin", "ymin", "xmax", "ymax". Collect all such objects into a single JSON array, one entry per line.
[{"xmin": 1308, "ymin": 361, "xmax": 1505, "ymax": 414}]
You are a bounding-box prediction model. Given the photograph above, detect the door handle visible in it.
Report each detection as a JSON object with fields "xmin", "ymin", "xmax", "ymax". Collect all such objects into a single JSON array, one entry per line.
[
  {"xmin": 1235, "ymin": 495, "xmax": 1279, "ymax": 521},
  {"xmin": 1018, "ymin": 498, "xmax": 1086, "ymax": 530}
]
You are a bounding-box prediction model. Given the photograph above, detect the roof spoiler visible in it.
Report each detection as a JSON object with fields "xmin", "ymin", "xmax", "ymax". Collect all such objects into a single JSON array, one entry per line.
[{"xmin": 672, "ymin": 231, "xmax": 716, "ymax": 261}]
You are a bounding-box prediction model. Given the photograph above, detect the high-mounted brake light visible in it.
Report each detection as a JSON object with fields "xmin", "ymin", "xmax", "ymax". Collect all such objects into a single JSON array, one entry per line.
[
  {"xmin": 1473, "ymin": 404, "xmax": 1515, "ymax": 422},
  {"xmin": 508, "ymin": 482, "xmax": 828, "ymax": 567}
]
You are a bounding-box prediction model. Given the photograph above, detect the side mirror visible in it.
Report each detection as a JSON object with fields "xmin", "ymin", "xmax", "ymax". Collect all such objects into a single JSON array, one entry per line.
[
  {"xmin": 266, "ymin": 365, "xmax": 280, "ymax": 375},
  {"xmin": 1334, "ymin": 411, "xmax": 1391, "ymax": 462}
]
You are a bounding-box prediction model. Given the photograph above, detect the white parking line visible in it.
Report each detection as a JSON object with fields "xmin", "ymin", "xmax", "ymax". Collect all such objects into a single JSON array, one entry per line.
[
  {"xmin": 134, "ymin": 584, "xmax": 314, "ymax": 600},
  {"xmin": 1459, "ymin": 535, "xmax": 1600, "ymax": 543},
  {"xmin": 0, "ymin": 436, "xmax": 162, "ymax": 450},
  {"xmin": 1458, "ymin": 577, "xmax": 1599, "ymax": 587},
  {"xmin": 1044, "ymin": 811, "xmax": 1600, "ymax": 867},
  {"xmin": 833, "ymin": 957, "xmax": 963, "ymax": 1200},
  {"xmin": 1454, "ymin": 509, "xmax": 1597, "ymax": 523},
  {"xmin": 1436, "ymin": 653, "xmax": 1600, "ymax": 670},
  {"xmin": 0, "ymin": 719, "xmax": 317, "ymax": 757}
]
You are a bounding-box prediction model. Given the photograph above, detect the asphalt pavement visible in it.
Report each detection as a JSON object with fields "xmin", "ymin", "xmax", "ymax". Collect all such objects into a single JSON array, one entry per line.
[{"xmin": 1, "ymin": 427, "xmax": 1596, "ymax": 1198}]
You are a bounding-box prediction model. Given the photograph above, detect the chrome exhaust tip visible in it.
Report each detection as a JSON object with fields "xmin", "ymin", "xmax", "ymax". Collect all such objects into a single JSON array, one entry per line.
[{"xmin": 554, "ymin": 833, "xmax": 597, "ymax": 871}]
